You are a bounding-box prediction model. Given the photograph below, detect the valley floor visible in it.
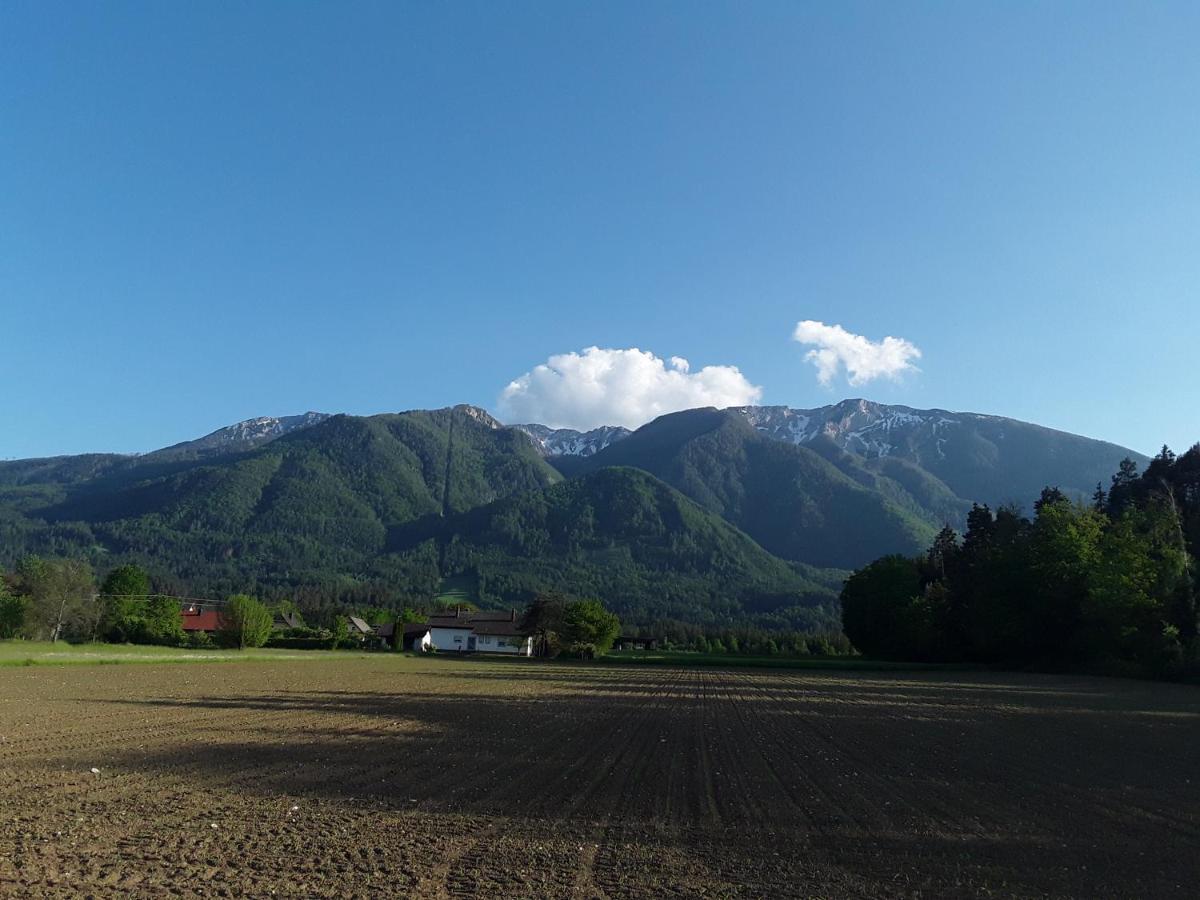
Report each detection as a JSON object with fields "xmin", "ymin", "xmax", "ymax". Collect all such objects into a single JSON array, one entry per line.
[{"xmin": 0, "ymin": 656, "xmax": 1197, "ymax": 897}]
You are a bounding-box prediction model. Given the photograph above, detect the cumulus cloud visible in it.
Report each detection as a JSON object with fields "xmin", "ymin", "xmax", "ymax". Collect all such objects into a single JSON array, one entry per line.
[
  {"xmin": 792, "ymin": 320, "xmax": 922, "ymax": 387},
  {"xmin": 499, "ymin": 346, "xmax": 762, "ymax": 431}
]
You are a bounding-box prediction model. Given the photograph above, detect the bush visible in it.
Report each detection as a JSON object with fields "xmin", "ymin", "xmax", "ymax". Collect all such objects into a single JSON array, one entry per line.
[
  {"xmin": 186, "ymin": 630, "xmax": 214, "ymax": 649},
  {"xmin": 562, "ymin": 642, "xmax": 598, "ymax": 660},
  {"xmin": 279, "ymin": 626, "xmax": 323, "ymax": 640}
]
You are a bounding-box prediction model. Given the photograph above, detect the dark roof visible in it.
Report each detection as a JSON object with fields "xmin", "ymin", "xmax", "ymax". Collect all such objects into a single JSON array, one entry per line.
[
  {"xmin": 427, "ymin": 610, "xmax": 523, "ymax": 636},
  {"xmin": 470, "ymin": 610, "xmax": 518, "ymax": 622},
  {"xmin": 376, "ymin": 622, "xmax": 430, "ymax": 638},
  {"xmin": 470, "ymin": 621, "xmax": 525, "ymax": 637}
]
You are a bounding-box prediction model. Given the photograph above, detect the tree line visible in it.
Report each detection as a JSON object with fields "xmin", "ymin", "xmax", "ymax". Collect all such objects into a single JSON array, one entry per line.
[
  {"xmin": 0, "ymin": 559, "xmax": 342, "ymax": 650},
  {"xmin": 634, "ymin": 616, "xmax": 853, "ymax": 656},
  {"xmin": 841, "ymin": 445, "xmax": 1199, "ymax": 677},
  {"xmin": 0, "ymin": 558, "xmax": 635, "ymax": 657}
]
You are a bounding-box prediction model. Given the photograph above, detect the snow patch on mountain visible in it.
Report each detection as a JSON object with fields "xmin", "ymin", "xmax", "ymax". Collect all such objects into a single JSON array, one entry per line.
[
  {"xmin": 152, "ymin": 412, "xmax": 331, "ymax": 457},
  {"xmin": 510, "ymin": 423, "xmax": 632, "ymax": 457},
  {"xmin": 731, "ymin": 400, "xmax": 964, "ymax": 459}
]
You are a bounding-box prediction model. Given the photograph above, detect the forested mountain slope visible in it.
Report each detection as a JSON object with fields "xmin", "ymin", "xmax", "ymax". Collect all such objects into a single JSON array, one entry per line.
[
  {"xmin": 391, "ymin": 466, "xmax": 840, "ymax": 630},
  {"xmin": 518, "ymin": 400, "xmax": 1147, "ymax": 511},
  {"xmin": 568, "ymin": 409, "xmax": 944, "ymax": 568},
  {"xmin": 0, "ymin": 407, "xmax": 561, "ymax": 598}
]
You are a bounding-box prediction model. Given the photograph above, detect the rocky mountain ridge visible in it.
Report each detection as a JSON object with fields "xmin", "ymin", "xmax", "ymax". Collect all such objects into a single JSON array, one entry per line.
[{"xmin": 510, "ymin": 400, "xmax": 1147, "ymax": 509}]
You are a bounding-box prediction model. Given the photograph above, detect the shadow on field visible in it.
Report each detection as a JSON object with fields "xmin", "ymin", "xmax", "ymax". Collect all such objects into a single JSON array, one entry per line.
[{"xmin": 87, "ymin": 664, "xmax": 1200, "ymax": 897}]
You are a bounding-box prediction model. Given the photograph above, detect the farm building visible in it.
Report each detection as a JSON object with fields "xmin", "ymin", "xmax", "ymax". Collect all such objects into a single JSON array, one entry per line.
[
  {"xmin": 375, "ymin": 622, "xmax": 432, "ymax": 652},
  {"xmin": 180, "ymin": 605, "xmax": 222, "ymax": 634},
  {"xmin": 427, "ymin": 610, "xmax": 532, "ymax": 655}
]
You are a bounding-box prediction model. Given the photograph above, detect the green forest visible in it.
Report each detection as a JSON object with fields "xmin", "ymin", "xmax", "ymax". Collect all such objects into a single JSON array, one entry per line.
[{"xmin": 841, "ymin": 445, "xmax": 1200, "ymax": 677}]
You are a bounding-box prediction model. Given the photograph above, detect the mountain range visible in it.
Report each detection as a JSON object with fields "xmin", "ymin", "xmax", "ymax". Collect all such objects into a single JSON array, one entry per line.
[
  {"xmin": 0, "ymin": 401, "xmax": 1149, "ymax": 628},
  {"xmin": 518, "ymin": 399, "xmax": 1142, "ymax": 510}
]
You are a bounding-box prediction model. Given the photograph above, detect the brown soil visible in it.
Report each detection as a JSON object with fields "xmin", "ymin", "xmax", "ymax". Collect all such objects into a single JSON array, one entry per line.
[{"xmin": 0, "ymin": 656, "xmax": 1197, "ymax": 898}]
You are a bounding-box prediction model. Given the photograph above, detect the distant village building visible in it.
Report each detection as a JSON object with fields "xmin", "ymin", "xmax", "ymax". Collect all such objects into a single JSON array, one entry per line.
[
  {"xmin": 617, "ymin": 634, "xmax": 660, "ymax": 651},
  {"xmin": 273, "ymin": 610, "xmax": 304, "ymax": 631},
  {"xmin": 427, "ymin": 610, "xmax": 532, "ymax": 655},
  {"xmin": 402, "ymin": 623, "xmax": 433, "ymax": 652},
  {"xmin": 181, "ymin": 604, "xmax": 223, "ymax": 634},
  {"xmin": 375, "ymin": 622, "xmax": 432, "ymax": 652}
]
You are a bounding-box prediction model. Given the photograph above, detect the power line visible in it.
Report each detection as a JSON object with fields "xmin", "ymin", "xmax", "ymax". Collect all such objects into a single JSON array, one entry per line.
[{"xmin": 94, "ymin": 593, "xmax": 229, "ymax": 607}]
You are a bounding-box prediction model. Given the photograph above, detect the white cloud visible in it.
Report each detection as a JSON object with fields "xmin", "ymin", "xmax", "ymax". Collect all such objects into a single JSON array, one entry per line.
[
  {"xmin": 792, "ymin": 320, "xmax": 922, "ymax": 387},
  {"xmin": 499, "ymin": 346, "xmax": 763, "ymax": 431}
]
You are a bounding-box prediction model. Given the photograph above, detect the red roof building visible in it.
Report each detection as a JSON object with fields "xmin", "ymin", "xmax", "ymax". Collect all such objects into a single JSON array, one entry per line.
[{"xmin": 180, "ymin": 608, "xmax": 224, "ymax": 633}]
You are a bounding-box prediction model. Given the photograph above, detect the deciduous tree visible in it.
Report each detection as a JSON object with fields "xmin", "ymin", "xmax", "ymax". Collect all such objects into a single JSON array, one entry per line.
[
  {"xmin": 560, "ymin": 598, "xmax": 621, "ymax": 657},
  {"xmin": 15, "ymin": 557, "xmax": 95, "ymax": 642},
  {"xmin": 218, "ymin": 595, "xmax": 273, "ymax": 649}
]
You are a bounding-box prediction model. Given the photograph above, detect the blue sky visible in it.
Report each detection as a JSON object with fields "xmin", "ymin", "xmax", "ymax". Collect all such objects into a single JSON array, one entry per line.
[{"xmin": 2, "ymin": 2, "xmax": 1197, "ymax": 459}]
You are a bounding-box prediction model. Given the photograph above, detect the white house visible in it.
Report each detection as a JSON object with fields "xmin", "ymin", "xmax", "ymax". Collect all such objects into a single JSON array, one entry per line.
[{"xmin": 427, "ymin": 610, "xmax": 532, "ymax": 656}]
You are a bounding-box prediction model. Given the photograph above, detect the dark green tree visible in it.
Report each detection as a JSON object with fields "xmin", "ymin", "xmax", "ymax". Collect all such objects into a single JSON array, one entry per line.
[
  {"xmin": 927, "ymin": 526, "xmax": 959, "ymax": 581},
  {"xmin": 0, "ymin": 578, "xmax": 27, "ymax": 639},
  {"xmin": 99, "ymin": 564, "xmax": 151, "ymax": 641},
  {"xmin": 840, "ymin": 555, "xmax": 930, "ymax": 660},
  {"xmin": 1108, "ymin": 456, "xmax": 1141, "ymax": 513},
  {"xmin": 518, "ymin": 592, "xmax": 568, "ymax": 657}
]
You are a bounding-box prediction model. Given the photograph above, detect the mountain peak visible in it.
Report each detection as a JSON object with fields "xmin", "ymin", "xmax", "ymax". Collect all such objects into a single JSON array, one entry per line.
[
  {"xmin": 149, "ymin": 411, "xmax": 331, "ymax": 460},
  {"xmin": 452, "ymin": 404, "xmax": 504, "ymax": 429}
]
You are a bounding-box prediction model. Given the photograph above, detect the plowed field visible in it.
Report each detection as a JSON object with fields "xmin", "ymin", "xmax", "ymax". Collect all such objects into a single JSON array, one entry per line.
[{"xmin": 1, "ymin": 656, "xmax": 1197, "ymax": 897}]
